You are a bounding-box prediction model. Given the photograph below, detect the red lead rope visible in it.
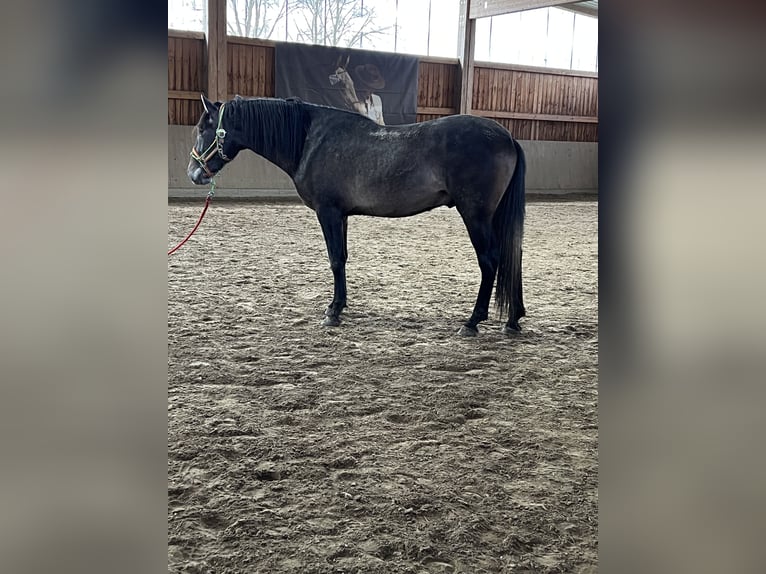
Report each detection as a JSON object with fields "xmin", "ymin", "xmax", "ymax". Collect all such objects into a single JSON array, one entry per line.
[{"xmin": 168, "ymin": 194, "xmax": 213, "ymax": 256}]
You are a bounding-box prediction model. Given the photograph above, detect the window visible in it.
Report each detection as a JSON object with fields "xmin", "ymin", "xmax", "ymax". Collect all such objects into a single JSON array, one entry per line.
[
  {"xmin": 475, "ymin": 7, "xmax": 598, "ymax": 72},
  {"xmin": 168, "ymin": 0, "xmax": 206, "ymax": 32}
]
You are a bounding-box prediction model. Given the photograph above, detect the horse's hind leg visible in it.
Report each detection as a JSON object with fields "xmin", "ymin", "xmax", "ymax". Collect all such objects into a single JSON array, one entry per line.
[
  {"xmin": 317, "ymin": 210, "xmax": 348, "ymax": 327},
  {"xmin": 458, "ymin": 217, "xmax": 498, "ymax": 337}
]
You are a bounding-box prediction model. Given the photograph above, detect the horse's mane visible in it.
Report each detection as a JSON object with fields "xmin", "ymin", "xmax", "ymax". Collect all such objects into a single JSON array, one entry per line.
[{"xmin": 228, "ymin": 97, "xmax": 310, "ymax": 171}]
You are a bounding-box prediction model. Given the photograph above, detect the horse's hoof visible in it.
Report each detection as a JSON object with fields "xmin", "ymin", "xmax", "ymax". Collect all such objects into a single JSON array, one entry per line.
[
  {"xmin": 503, "ymin": 322, "xmax": 521, "ymax": 336},
  {"xmin": 322, "ymin": 316, "xmax": 341, "ymax": 327},
  {"xmin": 458, "ymin": 325, "xmax": 478, "ymax": 337},
  {"xmin": 325, "ymin": 305, "xmax": 346, "ymax": 317}
]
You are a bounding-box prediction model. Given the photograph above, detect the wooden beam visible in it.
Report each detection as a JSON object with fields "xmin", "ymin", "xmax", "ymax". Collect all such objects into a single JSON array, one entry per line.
[
  {"xmin": 227, "ymin": 36, "xmax": 276, "ymax": 47},
  {"xmin": 474, "ymin": 60, "xmax": 598, "ymax": 79},
  {"xmin": 457, "ymin": 0, "xmax": 476, "ymax": 115},
  {"xmin": 167, "ymin": 29, "xmax": 206, "ymax": 40},
  {"xmin": 207, "ymin": 0, "xmax": 228, "ymax": 102},
  {"xmin": 417, "ymin": 107, "xmax": 458, "ymax": 115},
  {"xmin": 473, "ymin": 109, "xmax": 599, "ymax": 123},
  {"xmin": 470, "ymin": 0, "xmax": 577, "ymax": 19},
  {"xmin": 169, "ymin": 90, "xmax": 205, "ymax": 100}
]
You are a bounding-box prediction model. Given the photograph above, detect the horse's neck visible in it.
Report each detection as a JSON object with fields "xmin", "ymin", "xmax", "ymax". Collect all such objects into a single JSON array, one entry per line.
[{"xmin": 237, "ymin": 100, "xmax": 307, "ymax": 177}]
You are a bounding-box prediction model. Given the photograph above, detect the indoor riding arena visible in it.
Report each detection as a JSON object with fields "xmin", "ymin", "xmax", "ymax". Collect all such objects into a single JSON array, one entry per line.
[{"xmin": 168, "ymin": 1, "xmax": 598, "ymax": 572}]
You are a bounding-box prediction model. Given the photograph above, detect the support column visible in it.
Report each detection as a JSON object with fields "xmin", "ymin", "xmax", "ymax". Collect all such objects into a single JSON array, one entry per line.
[
  {"xmin": 206, "ymin": 0, "xmax": 228, "ymax": 102},
  {"xmin": 457, "ymin": 0, "xmax": 476, "ymax": 115}
]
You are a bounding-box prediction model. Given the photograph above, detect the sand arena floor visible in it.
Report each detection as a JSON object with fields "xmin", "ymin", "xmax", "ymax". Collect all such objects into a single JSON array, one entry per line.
[{"xmin": 168, "ymin": 200, "xmax": 598, "ymax": 573}]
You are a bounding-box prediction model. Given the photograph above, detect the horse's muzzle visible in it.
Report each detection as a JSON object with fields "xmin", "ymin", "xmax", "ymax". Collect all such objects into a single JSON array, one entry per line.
[{"xmin": 188, "ymin": 165, "xmax": 211, "ymax": 186}]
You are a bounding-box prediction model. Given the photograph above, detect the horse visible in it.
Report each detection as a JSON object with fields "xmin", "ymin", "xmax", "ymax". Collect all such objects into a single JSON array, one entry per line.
[{"xmin": 188, "ymin": 95, "xmax": 526, "ymax": 336}]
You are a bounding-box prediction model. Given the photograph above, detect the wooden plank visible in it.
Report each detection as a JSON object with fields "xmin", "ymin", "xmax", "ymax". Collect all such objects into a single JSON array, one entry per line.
[
  {"xmin": 266, "ymin": 46, "xmax": 275, "ymax": 96},
  {"xmin": 472, "ymin": 110, "xmax": 598, "ymax": 123},
  {"xmin": 532, "ymin": 72, "xmax": 541, "ymax": 116},
  {"xmin": 227, "ymin": 36, "xmax": 276, "ymax": 47},
  {"xmin": 491, "ymin": 68, "xmax": 500, "ymax": 111},
  {"xmin": 168, "ymin": 38, "xmax": 176, "ymax": 92},
  {"xmin": 257, "ymin": 45, "xmax": 266, "ymax": 95},
  {"xmin": 418, "ymin": 107, "xmax": 457, "ymax": 115},
  {"xmin": 474, "ymin": 60, "xmax": 598, "ymax": 79},
  {"xmin": 448, "ymin": 63, "xmax": 458, "ymax": 108},
  {"xmin": 174, "ymin": 38, "xmax": 183, "ymax": 92},
  {"xmin": 264, "ymin": 46, "xmax": 275, "ymax": 96},
  {"xmin": 231, "ymin": 44, "xmax": 239, "ymax": 95},
  {"xmin": 190, "ymin": 40, "xmax": 200, "ymax": 92},
  {"xmin": 501, "ymin": 70, "xmax": 511, "ymax": 112},
  {"xmin": 182, "ymin": 37, "xmax": 190, "ymax": 91},
  {"xmin": 419, "ymin": 55, "xmax": 460, "ymax": 65},
  {"xmin": 175, "ymin": 38, "xmax": 189, "ymax": 120},
  {"xmin": 421, "ymin": 63, "xmax": 430, "ymax": 107},
  {"xmin": 226, "ymin": 44, "xmax": 234, "ymax": 95},
  {"xmin": 430, "ymin": 64, "xmax": 438, "ymax": 107},
  {"xmin": 433, "ymin": 64, "xmax": 442, "ymax": 108},
  {"xmin": 168, "ymin": 29, "xmax": 206, "ymax": 40},
  {"xmin": 543, "ymin": 74, "xmax": 553, "ymax": 115},
  {"xmin": 169, "ymin": 90, "xmax": 205, "ymax": 100},
  {"xmin": 418, "ymin": 63, "xmax": 426, "ymax": 106},
  {"xmin": 245, "ymin": 44, "xmax": 254, "ymax": 95}
]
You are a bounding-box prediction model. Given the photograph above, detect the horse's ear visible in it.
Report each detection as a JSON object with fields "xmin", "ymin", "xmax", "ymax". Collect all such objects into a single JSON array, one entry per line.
[{"xmin": 200, "ymin": 94, "xmax": 217, "ymax": 116}]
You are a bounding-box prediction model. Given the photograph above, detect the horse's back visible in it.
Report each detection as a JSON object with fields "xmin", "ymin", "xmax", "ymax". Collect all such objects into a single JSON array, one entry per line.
[{"xmin": 295, "ymin": 106, "xmax": 517, "ymax": 216}]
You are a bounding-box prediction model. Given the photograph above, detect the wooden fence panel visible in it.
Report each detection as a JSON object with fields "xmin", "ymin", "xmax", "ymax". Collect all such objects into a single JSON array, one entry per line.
[
  {"xmin": 417, "ymin": 59, "xmax": 458, "ymax": 118},
  {"xmin": 472, "ymin": 63, "xmax": 598, "ymax": 141},
  {"xmin": 226, "ymin": 38, "xmax": 276, "ymax": 99},
  {"xmin": 168, "ymin": 31, "xmax": 206, "ymax": 125}
]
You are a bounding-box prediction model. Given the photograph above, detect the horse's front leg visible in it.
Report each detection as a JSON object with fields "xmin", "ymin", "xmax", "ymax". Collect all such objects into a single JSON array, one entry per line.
[{"xmin": 317, "ymin": 210, "xmax": 348, "ymax": 327}]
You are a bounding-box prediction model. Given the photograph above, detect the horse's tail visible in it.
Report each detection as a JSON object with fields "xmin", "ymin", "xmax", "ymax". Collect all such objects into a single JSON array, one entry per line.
[{"xmin": 494, "ymin": 139, "xmax": 526, "ymax": 324}]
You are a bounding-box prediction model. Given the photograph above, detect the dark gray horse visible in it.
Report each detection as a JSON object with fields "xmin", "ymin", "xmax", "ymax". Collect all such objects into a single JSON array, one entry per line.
[{"xmin": 188, "ymin": 95, "xmax": 526, "ymax": 336}]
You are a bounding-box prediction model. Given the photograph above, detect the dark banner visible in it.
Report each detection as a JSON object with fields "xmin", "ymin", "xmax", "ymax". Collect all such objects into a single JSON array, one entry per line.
[{"xmin": 275, "ymin": 43, "xmax": 419, "ymax": 126}]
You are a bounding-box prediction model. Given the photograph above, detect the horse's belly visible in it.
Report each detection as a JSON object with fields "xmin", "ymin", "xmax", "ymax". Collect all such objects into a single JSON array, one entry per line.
[{"xmin": 351, "ymin": 187, "xmax": 450, "ymax": 217}]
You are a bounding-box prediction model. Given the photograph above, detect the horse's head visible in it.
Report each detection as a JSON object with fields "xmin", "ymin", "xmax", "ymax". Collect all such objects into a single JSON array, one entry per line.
[{"xmin": 188, "ymin": 95, "xmax": 236, "ymax": 185}]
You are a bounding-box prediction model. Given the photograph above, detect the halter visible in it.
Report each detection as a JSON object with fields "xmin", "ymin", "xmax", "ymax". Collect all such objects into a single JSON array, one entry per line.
[{"xmin": 190, "ymin": 103, "xmax": 230, "ymax": 178}]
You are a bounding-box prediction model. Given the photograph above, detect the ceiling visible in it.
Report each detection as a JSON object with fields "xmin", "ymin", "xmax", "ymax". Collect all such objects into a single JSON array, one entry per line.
[{"xmin": 469, "ymin": 0, "xmax": 598, "ymax": 20}]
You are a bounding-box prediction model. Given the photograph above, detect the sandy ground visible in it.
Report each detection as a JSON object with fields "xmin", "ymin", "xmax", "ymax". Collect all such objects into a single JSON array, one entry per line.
[{"xmin": 168, "ymin": 200, "xmax": 598, "ymax": 573}]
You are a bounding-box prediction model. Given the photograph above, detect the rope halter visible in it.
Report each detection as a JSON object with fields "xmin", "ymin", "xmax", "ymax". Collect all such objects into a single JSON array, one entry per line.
[{"xmin": 190, "ymin": 102, "xmax": 230, "ymax": 178}]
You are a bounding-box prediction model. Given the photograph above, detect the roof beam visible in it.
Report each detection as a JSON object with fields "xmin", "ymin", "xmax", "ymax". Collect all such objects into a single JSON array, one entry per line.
[
  {"xmin": 470, "ymin": 0, "xmax": 580, "ymax": 19},
  {"xmin": 558, "ymin": 3, "xmax": 599, "ymax": 18}
]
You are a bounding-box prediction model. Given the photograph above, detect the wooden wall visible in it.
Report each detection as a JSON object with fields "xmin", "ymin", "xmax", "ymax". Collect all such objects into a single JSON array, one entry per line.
[
  {"xmin": 168, "ymin": 31, "xmax": 598, "ymax": 142},
  {"xmin": 167, "ymin": 31, "xmax": 206, "ymax": 125},
  {"xmin": 471, "ymin": 63, "xmax": 598, "ymax": 142},
  {"xmin": 227, "ymin": 37, "xmax": 275, "ymax": 98}
]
